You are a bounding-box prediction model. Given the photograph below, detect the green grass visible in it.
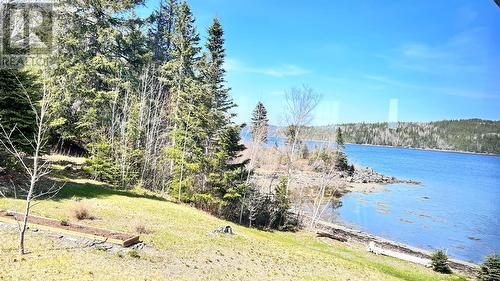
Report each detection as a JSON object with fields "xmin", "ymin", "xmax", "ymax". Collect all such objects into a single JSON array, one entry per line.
[{"xmin": 0, "ymin": 178, "xmax": 469, "ymax": 280}]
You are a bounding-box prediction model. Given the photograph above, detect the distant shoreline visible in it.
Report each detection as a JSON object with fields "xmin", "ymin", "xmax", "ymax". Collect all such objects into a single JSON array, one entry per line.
[
  {"xmin": 299, "ymin": 139, "xmax": 500, "ymax": 156},
  {"xmin": 345, "ymin": 142, "xmax": 500, "ymax": 156}
]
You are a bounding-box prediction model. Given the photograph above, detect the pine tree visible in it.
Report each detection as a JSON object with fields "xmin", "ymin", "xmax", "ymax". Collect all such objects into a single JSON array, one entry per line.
[
  {"xmin": 163, "ymin": 1, "xmax": 206, "ymax": 199},
  {"xmin": 431, "ymin": 250, "xmax": 451, "ymax": 274},
  {"xmin": 201, "ymin": 17, "xmax": 246, "ymax": 199},
  {"xmin": 479, "ymin": 253, "xmax": 500, "ymax": 281},
  {"xmin": 48, "ymin": 0, "xmax": 146, "ymax": 148},
  {"xmin": 250, "ymin": 101, "xmax": 269, "ymax": 143},
  {"xmin": 336, "ymin": 127, "xmax": 345, "ymax": 150},
  {"xmin": 148, "ymin": 0, "xmax": 178, "ymax": 63},
  {"xmin": 0, "ymin": 69, "xmax": 39, "ymax": 157},
  {"xmin": 205, "ymin": 17, "xmax": 235, "ymax": 118}
]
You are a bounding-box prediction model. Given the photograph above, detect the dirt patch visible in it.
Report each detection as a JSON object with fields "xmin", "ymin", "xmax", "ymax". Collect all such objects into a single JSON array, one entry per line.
[{"xmin": 0, "ymin": 210, "xmax": 138, "ymax": 246}]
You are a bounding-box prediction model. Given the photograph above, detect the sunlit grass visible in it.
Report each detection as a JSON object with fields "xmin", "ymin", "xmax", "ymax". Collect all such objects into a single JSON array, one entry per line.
[{"xmin": 0, "ymin": 178, "xmax": 469, "ymax": 280}]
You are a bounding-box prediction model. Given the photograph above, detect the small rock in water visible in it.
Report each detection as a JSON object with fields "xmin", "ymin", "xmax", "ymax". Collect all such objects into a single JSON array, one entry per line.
[{"xmin": 467, "ymin": 236, "xmax": 480, "ymax": 241}]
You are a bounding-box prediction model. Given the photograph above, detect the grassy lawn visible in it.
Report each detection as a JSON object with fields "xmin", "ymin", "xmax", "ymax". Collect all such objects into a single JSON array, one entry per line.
[{"xmin": 0, "ymin": 178, "xmax": 469, "ymax": 280}]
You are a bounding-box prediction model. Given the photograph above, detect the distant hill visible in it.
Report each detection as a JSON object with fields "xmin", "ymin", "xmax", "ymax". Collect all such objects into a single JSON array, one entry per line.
[{"xmin": 304, "ymin": 119, "xmax": 500, "ymax": 154}]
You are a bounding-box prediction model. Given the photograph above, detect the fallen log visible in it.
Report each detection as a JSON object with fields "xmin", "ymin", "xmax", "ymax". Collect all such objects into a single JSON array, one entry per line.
[
  {"xmin": 317, "ymin": 231, "xmax": 348, "ymax": 242},
  {"xmin": 368, "ymin": 241, "xmax": 431, "ymax": 267}
]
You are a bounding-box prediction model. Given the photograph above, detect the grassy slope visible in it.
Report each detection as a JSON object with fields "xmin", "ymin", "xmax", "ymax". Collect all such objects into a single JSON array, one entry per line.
[{"xmin": 0, "ymin": 178, "xmax": 468, "ymax": 280}]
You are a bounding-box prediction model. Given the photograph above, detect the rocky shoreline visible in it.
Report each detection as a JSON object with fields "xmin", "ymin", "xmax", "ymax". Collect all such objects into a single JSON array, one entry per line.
[
  {"xmin": 345, "ymin": 165, "xmax": 420, "ymax": 185},
  {"xmin": 251, "ymin": 164, "xmax": 419, "ymax": 195},
  {"xmin": 303, "ymin": 216, "xmax": 478, "ymax": 276}
]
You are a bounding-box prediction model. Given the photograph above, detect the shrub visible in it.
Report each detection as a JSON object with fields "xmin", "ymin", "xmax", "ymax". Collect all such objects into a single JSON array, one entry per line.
[
  {"xmin": 83, "ymin": 142, "xmax": 120, "ymax": 184},
  {"xmin": 60, "ymin": 219, "xmax": 69, "ymax": 226},
  {"xmin": 191, "ymin": 193, "xmax": 222, "ymax": 214},
  {"xmin": 135, "ymin": 224, "xmax": 152, "ymax": 234},
  {"xmin": 431, "ymin": 249, "xmax": 451, "ymax": 274},
  {"xmin": 300, "ymin": 143, "xmax": 309, "ymax": 159},
  {"xmin": 70, "ymin": 203, "xmax": 95, "ymax": 220},
  {"xmin": 334, "ymin": 150, "xmax": 349, "ymax": 171},
  {"xmin": 238, "ymin": 181, "xmax": 298, "ymax": 231},
  {"xmin": 127, "ymin": 249, "xmax": 140, "ymax": 258},
  {"xmin": 478, "ymin": 253, "xmax": 500, "ymax": 281}
]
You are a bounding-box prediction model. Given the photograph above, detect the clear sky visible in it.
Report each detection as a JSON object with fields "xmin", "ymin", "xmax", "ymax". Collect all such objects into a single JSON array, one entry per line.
[{"xmin": 138, "ymin": 0, "xmax": 500, "ymax": 125}]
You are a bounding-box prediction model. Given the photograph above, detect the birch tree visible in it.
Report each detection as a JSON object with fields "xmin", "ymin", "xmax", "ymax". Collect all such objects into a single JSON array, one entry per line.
[
  {"xmin": 0, "ymin": 79, "xmax": 62, "ymax": 254},
  {"xmin": 283, "ymin": 85, "xmax": 320, "ymax": 193}
]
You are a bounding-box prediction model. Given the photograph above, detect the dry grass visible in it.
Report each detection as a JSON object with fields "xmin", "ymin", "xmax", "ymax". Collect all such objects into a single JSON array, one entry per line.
[
  {"xmin": 135, "ymin": 223, "xmax": 152, "ymax": 234},
  {"xmin": 44, "ymin": 154, "xmax": 86, "ymax": 165},
  {"xmin": 70, "ymin": 202, "xmax": 95, "ymax": 220},
  {"xmin": 0, "ymin": 177, "xmax": 469, "ymax": 281}
]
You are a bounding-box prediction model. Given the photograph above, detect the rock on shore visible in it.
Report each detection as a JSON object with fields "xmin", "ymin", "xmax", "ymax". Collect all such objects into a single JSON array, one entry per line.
[
  {"xmin": 346, "ymin": 166, "xmax": 420, "ymax": 185},
  {"xmin": 251, "ymin": 165, "xmax": 419, "ymax": 196}
]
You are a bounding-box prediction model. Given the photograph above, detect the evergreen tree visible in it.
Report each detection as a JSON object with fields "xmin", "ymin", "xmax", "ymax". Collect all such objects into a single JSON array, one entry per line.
[
  {"xmin": 48, "ymin": 0, "xmax": 147, "ymax": 148},
  {"xmin": 336, "ymin": 127, "xmax": 345, "ymax": 150},
  {"xmin": 250, "ymin": 101, "xmax": 269, "ymax": 143},
  {"xmin": 163, "ymin": 1, "xmax": 206, "ymax": 199},
  {"xmin": 201, "ymin": 17, "xmax": 246, "ymax": 200},
  {"xmin": 0, "ymin": 70, "xmax": 39, "ymax": 163},
  {"xmin": 431, "ymin": 250, "xmax": 451, "ymax": 274},
  {"xmin": 148, "ymin": 0, "xmax": 178, "ymax": 63},
  {"xmin": 478, "ymin": 253, "xmax": 500, "ymax": 281},
  {"xmin": 205, "ymin": 17, "xmax": 235, "ymax": 119}
]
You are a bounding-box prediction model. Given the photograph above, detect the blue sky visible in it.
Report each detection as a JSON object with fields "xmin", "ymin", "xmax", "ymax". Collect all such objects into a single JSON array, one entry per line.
[{"xmin": 138, "ymin": 0, "xmax": 500, "ymax": 125}]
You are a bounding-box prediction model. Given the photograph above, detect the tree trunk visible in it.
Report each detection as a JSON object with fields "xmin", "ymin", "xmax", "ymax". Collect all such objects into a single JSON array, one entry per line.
[{"xmin": 19, "ymin": 199, "xmax": 31, "ymax": 254}]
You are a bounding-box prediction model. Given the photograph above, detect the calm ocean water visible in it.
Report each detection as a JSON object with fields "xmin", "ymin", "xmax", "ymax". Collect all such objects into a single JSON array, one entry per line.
[
  {"xmin": 241, "ymin": 130, "xmax": 500, "ymax": 263},
  {"xmin": 326, "ymin": 144, "xmax": 500, "ymax": 263}
]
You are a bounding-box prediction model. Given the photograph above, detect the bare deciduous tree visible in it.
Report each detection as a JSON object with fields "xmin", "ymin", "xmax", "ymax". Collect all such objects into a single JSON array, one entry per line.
[
  {"xmin": 283, "ymin": 85, "xmax": 320, "ymax": 194},
  {"xmin": 0, "ymin": 79, "xmax": 63, "ymax": 254},
  {"xmin": 308, "ymin": 143, "xmax": 341, "ymax": 228}
]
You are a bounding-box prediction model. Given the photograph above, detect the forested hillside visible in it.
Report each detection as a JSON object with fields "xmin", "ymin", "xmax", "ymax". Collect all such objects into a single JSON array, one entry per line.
[
  {"xmin": 0, "ymin": 0, "xmax": 256, "ymax": 223},
  {"xmin": 306, "ymin": 119, "xmax": 500, "ymax": 154}
]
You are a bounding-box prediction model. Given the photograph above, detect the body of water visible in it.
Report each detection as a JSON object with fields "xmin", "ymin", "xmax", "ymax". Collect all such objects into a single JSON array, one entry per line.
[{"xmin": 322, "ymin": 144, "xmax": 500, "ymax": 263}]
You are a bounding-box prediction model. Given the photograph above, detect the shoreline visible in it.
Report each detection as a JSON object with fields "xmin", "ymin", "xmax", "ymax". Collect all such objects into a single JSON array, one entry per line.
[
  {"xmin": 341, "ymin": 141, "xmax": 499, "ymax": 156},
  {"xmin": 252, "ymin": 169, "xmax": 415, "ymax": 196},
  {"xmin": 262, "ymin": 136, "xmax": 500, "ymax": 156},
  {"xmin": 303, "ymin": 215, "xmax": 478, "ymax": 276}
]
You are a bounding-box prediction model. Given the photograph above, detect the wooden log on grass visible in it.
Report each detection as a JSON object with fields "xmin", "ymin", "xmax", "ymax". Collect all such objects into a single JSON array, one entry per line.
[{"xmin": 317, "ymin": 231, "xmax": 348, "ymax": 242}]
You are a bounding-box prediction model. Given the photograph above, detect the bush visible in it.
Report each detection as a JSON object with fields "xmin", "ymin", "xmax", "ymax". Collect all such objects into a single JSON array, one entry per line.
[
  {"xmin": 300, "ymin": 143, "xmax": 309, "ymax": 159},
  {"xmin": 60, "ymin": 219, "xmax": 69, "ymax": 226},
  {"xmin": 431, "ymin": 249, "xmax": 451, "ymax": 274},
  {"xmin": 238, "ymin": 180, "xmax": 299, "ymax": 231},
  {"xmin": 191, "ymin": 193, "xmax": 222, "ymax": 214},
  {"xmin": 127, "ymin": 249, "xmax": 140, "ymax": 258},
  {"xmin": 83, "ymin": 142, "xmax": 120, "ymax": 184},
  {"xmin": 478, "ymin": 253, "xmax": 500, "ymax": 281},
  {"xmin": 135, "ymin": 223, "xmax": 152, "ymax": 234},
  {"xmin": 334, "ymin": 151, "xmax": 349, "ymax": 171},
  {"xmin": 70, "ymin": 203, "xmax": 95, "ymax": 220}
]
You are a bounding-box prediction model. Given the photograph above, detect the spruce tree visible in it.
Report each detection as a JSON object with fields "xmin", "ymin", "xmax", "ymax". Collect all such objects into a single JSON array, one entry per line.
[
  {"xmin": 431, "ymin": 250, "xmax": 451, "ymax": 274},
  {"xmin": 148, "ymin": 0, "xmax": 178, "ymax": 63},
  {"xmin": 48, "ymin": 0, "xmax": 146, "ymax": 147},
  {"xmin": 0, "ymin": 70, "xmax": 38, "ymax": 157},
  {"xmin": 163, "ymin": 1, "xmax": 206, "ymax": 199},
  {"xmin": 336, "ymin": 127, "xmax": 345, "ymax": 150},
  {"xmin": 250, "ymin": 101, "xmax": 269, "ymax": 143},
  {"xmin": 201, "ymin": 17, "xmax": 246, "ymax": 199},
  {"xmin": 479, "ymin": 253, "xmax": 500, "ymax": 281}
]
